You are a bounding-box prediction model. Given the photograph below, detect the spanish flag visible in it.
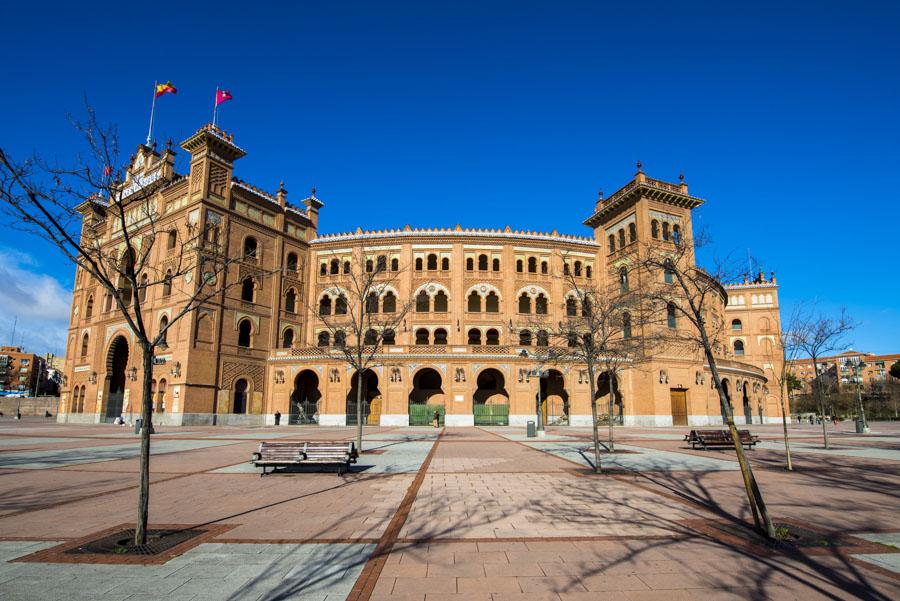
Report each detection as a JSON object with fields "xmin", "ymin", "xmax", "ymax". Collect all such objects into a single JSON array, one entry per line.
[{"xmin": 155, "ymin": 81, "xmax": 177, "ymax": 98}]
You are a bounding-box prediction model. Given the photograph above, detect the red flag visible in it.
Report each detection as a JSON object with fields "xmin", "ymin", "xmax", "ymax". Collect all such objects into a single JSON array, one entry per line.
[
  {"xmin": 103, "ymin": 165, "xmax": 112, "ymax": 177},
  {"xmin": 216, "ymin": 89, "xmax": 233, "ymax": 107},
  {"xmin": 155, "ymin": 81, "xmax": 177, "ymax": 98}
]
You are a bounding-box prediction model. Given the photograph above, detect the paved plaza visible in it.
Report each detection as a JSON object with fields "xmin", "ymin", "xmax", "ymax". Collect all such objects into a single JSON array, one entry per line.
[{"xmin": 0, "ymin": 419, "xmax": 898, "ymax": 600}]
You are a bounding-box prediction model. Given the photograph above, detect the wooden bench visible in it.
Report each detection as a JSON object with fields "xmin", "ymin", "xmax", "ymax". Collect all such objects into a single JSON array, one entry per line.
[
  {"xmin": 251, "ymin": 441, "xmax": 358, "ymax": 476},
  {"xmin": 688, "ymin": 429, "xmax": 759, "ymax": 450}
]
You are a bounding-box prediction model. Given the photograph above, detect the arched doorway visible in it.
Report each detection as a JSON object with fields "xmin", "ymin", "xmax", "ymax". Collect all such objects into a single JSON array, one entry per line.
[
  {"xmin": 233, "ymin": 378, "xmax": 248, "ymax": 414},
  {"xmin": 540, "ymin": 369, "xmax": 569, "ymax": 425},
  {"xmin": 596, "ymin": 373, "xmax": 623, "ymax": 425},
  {"xmin": 474, "ymin": 368, "xmax": 509, "ymax": 425},
  {"xmin": 347, "ymin": 369, "xmax": 381, "ymax": 425},
  {"xmin": 720, "ymin": 378, "xmax": 732, "ymax": 423},
  {"xmin": 742, "ymin": 382, "xmax": 753, "ymax": 425},
  {"xmin": 104, "ymin": 336, "xmax": 129, "ymax": 421},
  {"xmin": 409, "ymin": 368, "xmax": 445, "ymax": 425},
  {"xmin": 291, "ymin": 370, "xmax": 321, "ymax": 424}
]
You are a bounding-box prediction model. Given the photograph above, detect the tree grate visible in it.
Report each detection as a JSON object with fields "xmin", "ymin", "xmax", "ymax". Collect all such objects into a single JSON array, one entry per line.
[{"xmin": 65, "ymin": 528, "xmax": 204, "ymax": 556}]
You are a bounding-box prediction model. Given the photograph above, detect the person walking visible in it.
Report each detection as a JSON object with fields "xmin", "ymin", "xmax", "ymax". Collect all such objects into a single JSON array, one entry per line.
[{"xmin": 433, "ymin": 410, "xmax": 440, "ymax": 428}]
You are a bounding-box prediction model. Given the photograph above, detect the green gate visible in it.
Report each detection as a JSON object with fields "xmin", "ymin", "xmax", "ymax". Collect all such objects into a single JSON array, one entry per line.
[
  {"xmin": 474, "ymin": 403, "xmax": 509, "ymax": 426},
  {"xmin": 409, "ymin": 404, "xmax": 445, "ymax": 426}
]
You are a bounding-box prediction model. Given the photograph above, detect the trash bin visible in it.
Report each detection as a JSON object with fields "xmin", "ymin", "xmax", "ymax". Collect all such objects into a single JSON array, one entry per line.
[
  {"xmin": 134, "ymin": 418, "xmax": 142, "ymax": 434},
  {"xmin": 527, "ymin": 420, "xmax": 536, "ymax": 437}
]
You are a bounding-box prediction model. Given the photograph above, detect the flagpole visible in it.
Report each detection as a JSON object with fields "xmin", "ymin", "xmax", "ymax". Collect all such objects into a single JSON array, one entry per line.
[
  {"xmin": 213, "ymin": 86, "xmax": 219, "ymax": 127},
  {"xmin": 146, "ymin": 81, "xmax": 158, "ymax": 146}
]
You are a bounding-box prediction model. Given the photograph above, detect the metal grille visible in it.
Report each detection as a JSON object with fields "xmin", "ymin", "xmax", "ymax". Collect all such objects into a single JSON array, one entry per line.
[{"xmin": 474, "ymin": 403, "xmax": 509, "ymax": 426}]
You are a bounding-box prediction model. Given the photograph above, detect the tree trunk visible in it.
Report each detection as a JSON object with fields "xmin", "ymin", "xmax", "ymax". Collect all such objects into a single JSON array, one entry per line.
[
  {"xmin": 355, "ymin": 368, "xmax": 364, "ymax": 454},
  {"xmin": 781, "ymin": 393, "xmax": 793, "ymax": 471},
  {"xmin": 607, "ymin": 369, "xmax": 616, "ymax": 453},
  {"xmin": 134, "ymin": 343, "xmax": 154, "ymax": 546},
  {"xmin": 812, "ymin": 359, "xmax": 829, "ymax": 449},
  {"xmin": 587, "ymin": 367, "xmax": 601, "ymax": 473}
]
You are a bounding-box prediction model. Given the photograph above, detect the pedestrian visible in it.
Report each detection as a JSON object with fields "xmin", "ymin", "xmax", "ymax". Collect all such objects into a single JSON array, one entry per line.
[
  {"xmin": 274, "ymin": 411, "xmax": 282, "ymax": 426},
  {"xmin": 433, "ymin": 410, "xmax": 440, "ymax": 428}
]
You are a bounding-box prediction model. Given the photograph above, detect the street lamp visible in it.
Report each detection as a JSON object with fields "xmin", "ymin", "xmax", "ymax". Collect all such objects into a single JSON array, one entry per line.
[
  {"xmin": 854, "ymin": 361, "xmax": 869, "ymax": 434},
  {"xmin": 521, "ymin": 348, "xmax": 548, "ymax": 435}
]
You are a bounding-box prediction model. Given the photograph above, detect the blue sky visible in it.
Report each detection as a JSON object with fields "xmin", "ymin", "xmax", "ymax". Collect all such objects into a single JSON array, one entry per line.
[{"xmin": 1, "ymin": 1, "xmax": 898, "ymax": 356}]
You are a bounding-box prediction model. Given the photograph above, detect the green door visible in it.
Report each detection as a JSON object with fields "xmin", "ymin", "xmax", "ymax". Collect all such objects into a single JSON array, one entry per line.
[
  {"xmin": 474, "ymin": 403, "xmax": 509, "ymax": 426},
  {"xmin": 409, "ymin": 404, "xmax": 445, "ymax": 426}
]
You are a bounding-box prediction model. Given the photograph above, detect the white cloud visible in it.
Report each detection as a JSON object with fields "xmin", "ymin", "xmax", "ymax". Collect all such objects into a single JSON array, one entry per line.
[{"xmin": 0, "ymin": 247, "xmax": 72, "ymax": 357}]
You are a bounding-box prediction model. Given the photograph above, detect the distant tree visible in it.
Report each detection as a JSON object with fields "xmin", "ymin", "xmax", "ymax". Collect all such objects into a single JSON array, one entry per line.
[
  {"xmin": 890, "ymin": 360, "xmax": 900, "ymax": 380},
  {"xmin": 786, "ymin": 372, "xmax": 803, "ymax": 393}
]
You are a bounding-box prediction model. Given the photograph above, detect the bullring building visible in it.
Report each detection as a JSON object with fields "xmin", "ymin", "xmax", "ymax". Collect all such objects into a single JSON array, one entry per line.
[{"xmin": 59, "ymin": 125, "xmax": 785, "ymax": 427}]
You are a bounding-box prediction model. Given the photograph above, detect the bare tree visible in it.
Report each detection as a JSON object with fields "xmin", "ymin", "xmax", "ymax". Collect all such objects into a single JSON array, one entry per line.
[
  {"xmin": 638, "ymin": 231, "xmax": 776, "ymax": 538},
  {"xmin": 791, "ymin": 306, "xmax": 855, "ymax": 449},
  {"xmin": 311, "ymin": 250, "xmax": 412, "ymax": 452},
  {"xmin": 769, "ymin": 305, "xmax": 805, "ymax": 471},
  {"xmin": 528, "ymin": 253, "xmax": 643, "ymax": 471},
  {"xmin": 0, "ymin": 109, "xmax": 261, "ymax": 546}
]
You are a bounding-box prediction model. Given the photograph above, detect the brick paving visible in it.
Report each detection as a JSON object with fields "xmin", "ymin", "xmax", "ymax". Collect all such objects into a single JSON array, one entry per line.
[{"xmin": 0, "ymin": 418, "xmax": 898, "ymax": 600}]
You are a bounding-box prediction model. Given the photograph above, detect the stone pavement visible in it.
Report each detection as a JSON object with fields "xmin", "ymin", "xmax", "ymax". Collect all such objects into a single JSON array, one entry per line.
[{"xmin": 0, "ymin": 418, "xmax": 898, "ymax": 600}]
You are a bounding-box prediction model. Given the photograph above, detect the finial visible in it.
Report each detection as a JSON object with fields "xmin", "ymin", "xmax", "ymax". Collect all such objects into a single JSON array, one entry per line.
[
  {"xmin": 166, "ymin": 138, "xmax": 173, "ymax": 150},
  {"xmin": 311, "ymin": 186, "xmax": 316, "ymax": 197},
  {"xmin": 636, "ymin": 160, "xmax": 643, "ymax": 173},
  {"xmin": 679, "ymin": 172, "xmax": 684, "ymax": 182},
  {"xmin": 279, "ymin": 180, "xmax": 285, "ymax": 189},
  {"xmin": 597, "ymin": 189, "xmax": 603, "ymax": 201},
  {"xmin": 151, "ymin": 140, "xmax": 157, "ymax": 150}
]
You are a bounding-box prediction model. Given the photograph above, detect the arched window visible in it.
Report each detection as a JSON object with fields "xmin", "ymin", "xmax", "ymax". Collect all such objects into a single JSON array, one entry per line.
[
  {"xmin": 667, "ymin": 303, "xmax": 677, "ymax": 329},
  {"xmin": 485, "ymin": 328, "xmax": 500, "ymax": 345},
  {"xmin": 244, "ymin": 237, "xmax": 258, "ymax": 258},
  {"xmin": 415, "ymin": 328, "xmax": 430, "ymax": 345},
  {"xmin": 582, "ymin": 297, "xmax": 591, "ymax": 317},
  {"xmin": 285, "ymin": 289, "xmax": 296, "ymax": 313},
  {"xmin": 629, "ymin": 222, "xmax": 637, "ymax": 243},
  {"xmin": 383, "ymin": 329, "xmax": 396, "ymax": 345},
  {"xmin": 567, "ymin": 332, "xmax": 578, "ymax": 348},
  {"xmin": 282, "ymin": 328, "xmax": 294, "ymax": 349},
  {"xmin": 365, "ymin": 258, "xmax": 374, "ymax": 273},
  {"xmin": 519, "ymin": 329, "xmax": 532, "ymax": 346},
  {"xmin": 662, "ymin": 222, "xmax": 670, "ymax": 241},
  {"xmin": 238, "ymin": 319, "xmax": 252, "ymax": 347},
  {"xmin": 415, "ymin": 257, "xmax": 423, "ymax": 271},
  {"xmin": 468, "ymin": 291, "xmax": 481, "ymax": 312},
  {"xmin": 485, "ymin": 291, "xmax": 499, "ymax": 312},
  {"xmin": 574, "ymin": 261, "xmax": 582, "ymax": 277},
  {"xmin": 343, "ymin": 260, "xmax": 351, "ymax": 274},
  {"xmin": 364, "ymin": 329, "xmax": 378, "ymax": 345},
  {"xmin": 391, "ymin": 258, "xmax": 399, "ymax": 271},
  {"xmin": 618, "ymin": 229, "xmax": 625, "ymax": 248},
  {"xmin": 80, "ymin": 333, "xmax": 89, "ymax": 358},
  {"xmin": 468, "ymin": 328, "xmax": 482, "ymax": 345},
  {"xmin": 329, "ymin": 259, "xmax": 339, "ymax": 275},
  {"xmin": 586, "ymin": 265, "xmax": 592, "ymax": 278},
  {"xmin": 163, "ymin": 270, "xmax": 173, "ymax": 296},
  {"xmin": 528, "ymin": 257, "xmax": 537, "ymax": 273},
  {"xmin": 516, "ymin": 259, "xmax": 523, "ymax": 273},
  {"xmin": 85, "ymin": 296, "xmax": 93, "ymax": 318},
  {"xmin": 535, "ymin": 294, "xmax": 548, "ymax": 314},
  {"xmin": 139, "ymin": 273, "xmax": 149, "ymax": 303},
  {"xmin": 157, "ymin": 378, "xmax": 167, "ymax": 412},
  {"xmin": 492, "ymin": 258, "xmax": 500, "ymax": 271},
  {"xmin": 427, "ymin": 254, "xmax": 438, "ymax": 270},
  {"xmin": 466, "ymin": 257, "xmax": 474, "ymax": 271},
  {"xmin": 566, "ymin": 297, "xmax": 577, "ymax": 316},
  {"xmin": 383, "ymin": 292, "xmax": 397, "ymax": 313},
  {"xmin": 194, "ymin": 314, "xmax": 212, "ymax": 345},
  {"xmin": 167, "ymin": 229, "xmax": 177, "ymax": 250},
  {"xmin": 320, "ymin": 263, "xmax": 327, "ymax": 276},
  {"xmin": 442, "ymin": 257, "xmax": 450, "ymax": 270},
  {"xmin": 416, "ymin": 290, "xmax": 430, "ymax": 312},
  {"xmin": 319, "ymin": 295, "xmax": 332, "ymax": 315},
  {"xmin": 334, "ymin": 330, "xmax": 346, "ymax": 347},
  {"xmin": 651, "ymin": 220, "xmax": 659, "ymax": 239},
  {"xmin": 434, "ymin": 328, "xmax": 448, "ymax": 345},
  {"xmin": 518, "ymin": 293, "xmax": 532, "ymax": 314},
  {"xmin": 664, "ymin": 261, "xmax": 675, "ymax": 284},
  {"xmin": 478, "ymin": 254, "xmax": 488, "ymax": 270},
  {"xmin": 734, "ymin": 340, "xmax": 745, "ymax": 356},
  {"xmin": 541, "ymin": 260, "xmax": 548, "ymax": 274},
  {"xmin": 335, "ymin": 295, "xmax": 348, "ymax": 315},
  {"xmin": 731, "ymin": 319, "xmax": 743, "ymax": 332},
  {"xmin": 159, "ymin": 315, "xmax": 169, "ymax": 346},
  {"xmin": 537, "ymin": 330, "xmax": 549, "ymax": 347},
  {"xmin": 286, "ymin": 252, "xmax": 298, "ymax": 271},
  {"xmin": 317, "ymin": 331, "xmax": 330, "ymax": 347},
  {"xmin": 672, "ymin": 224, "xmax": 681, "ymax": 245},
  {"xmin": 241, "ymin": 277, "xmax": 254, "ymax": 302},
  {"xmin": 620, "ymin": 267, "xmax": 629, "ymax": 293},
  {"xmin": 623, "ymin": 312, "xmax": 632, "ymax": 339},
  {"xmin": 563, "ymin": 262, "xmax": 570, "ymax": 275},
  {"xmin": 434, "ymin": 291, "xmax": 448, "ymax": 312},
  {"xmin": 608, "ymin": 235, "xmax": 616, "ymax": 253},
  {"xmin": 366, "ymin": 292, "xmax": 379, "ymax": 313},
  {"xmin": 377, "ymin": 255, "xmax": 387, "ymax": 272}
]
